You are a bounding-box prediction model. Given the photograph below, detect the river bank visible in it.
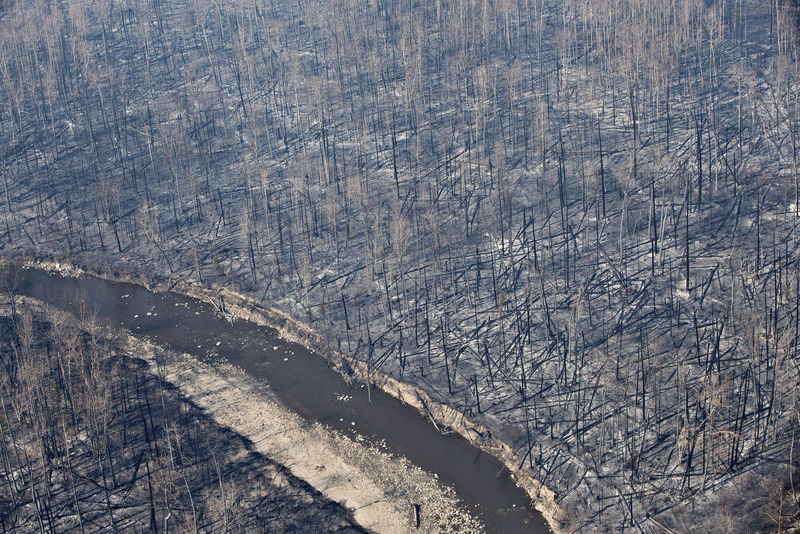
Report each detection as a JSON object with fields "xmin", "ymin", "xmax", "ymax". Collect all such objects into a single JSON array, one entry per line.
[
  {"xmin": 4, "ymin": 256, "xmax": 567, "ymax": 532},
  {"xmin": 0, "ymin": 293, "xmax": 368, "ymax": 533},
  {"xmin": 122, "ymin": 322, "xmax": 487, "ymax": 533},
  {"xmin": 3, "ymin": 284, "xmax": 486, "ymax": 533}
]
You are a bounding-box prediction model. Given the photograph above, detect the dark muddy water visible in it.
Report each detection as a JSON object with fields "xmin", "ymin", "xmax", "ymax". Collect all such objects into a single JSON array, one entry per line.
[{"xmin": 19, "ymin": 269, "xmax": 551, "ymax": 534}]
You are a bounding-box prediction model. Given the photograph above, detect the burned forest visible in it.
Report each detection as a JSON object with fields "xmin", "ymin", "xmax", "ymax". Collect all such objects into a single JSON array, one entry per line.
[{"xmin": 2, "ymin": 0, "xmax": 800, "ymax": 531}]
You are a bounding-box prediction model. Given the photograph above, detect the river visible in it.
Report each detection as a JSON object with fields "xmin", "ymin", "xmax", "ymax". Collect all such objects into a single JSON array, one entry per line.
[{"xmin": 18, "ymin": 268, "xmax": 551, "ymax": 534}]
